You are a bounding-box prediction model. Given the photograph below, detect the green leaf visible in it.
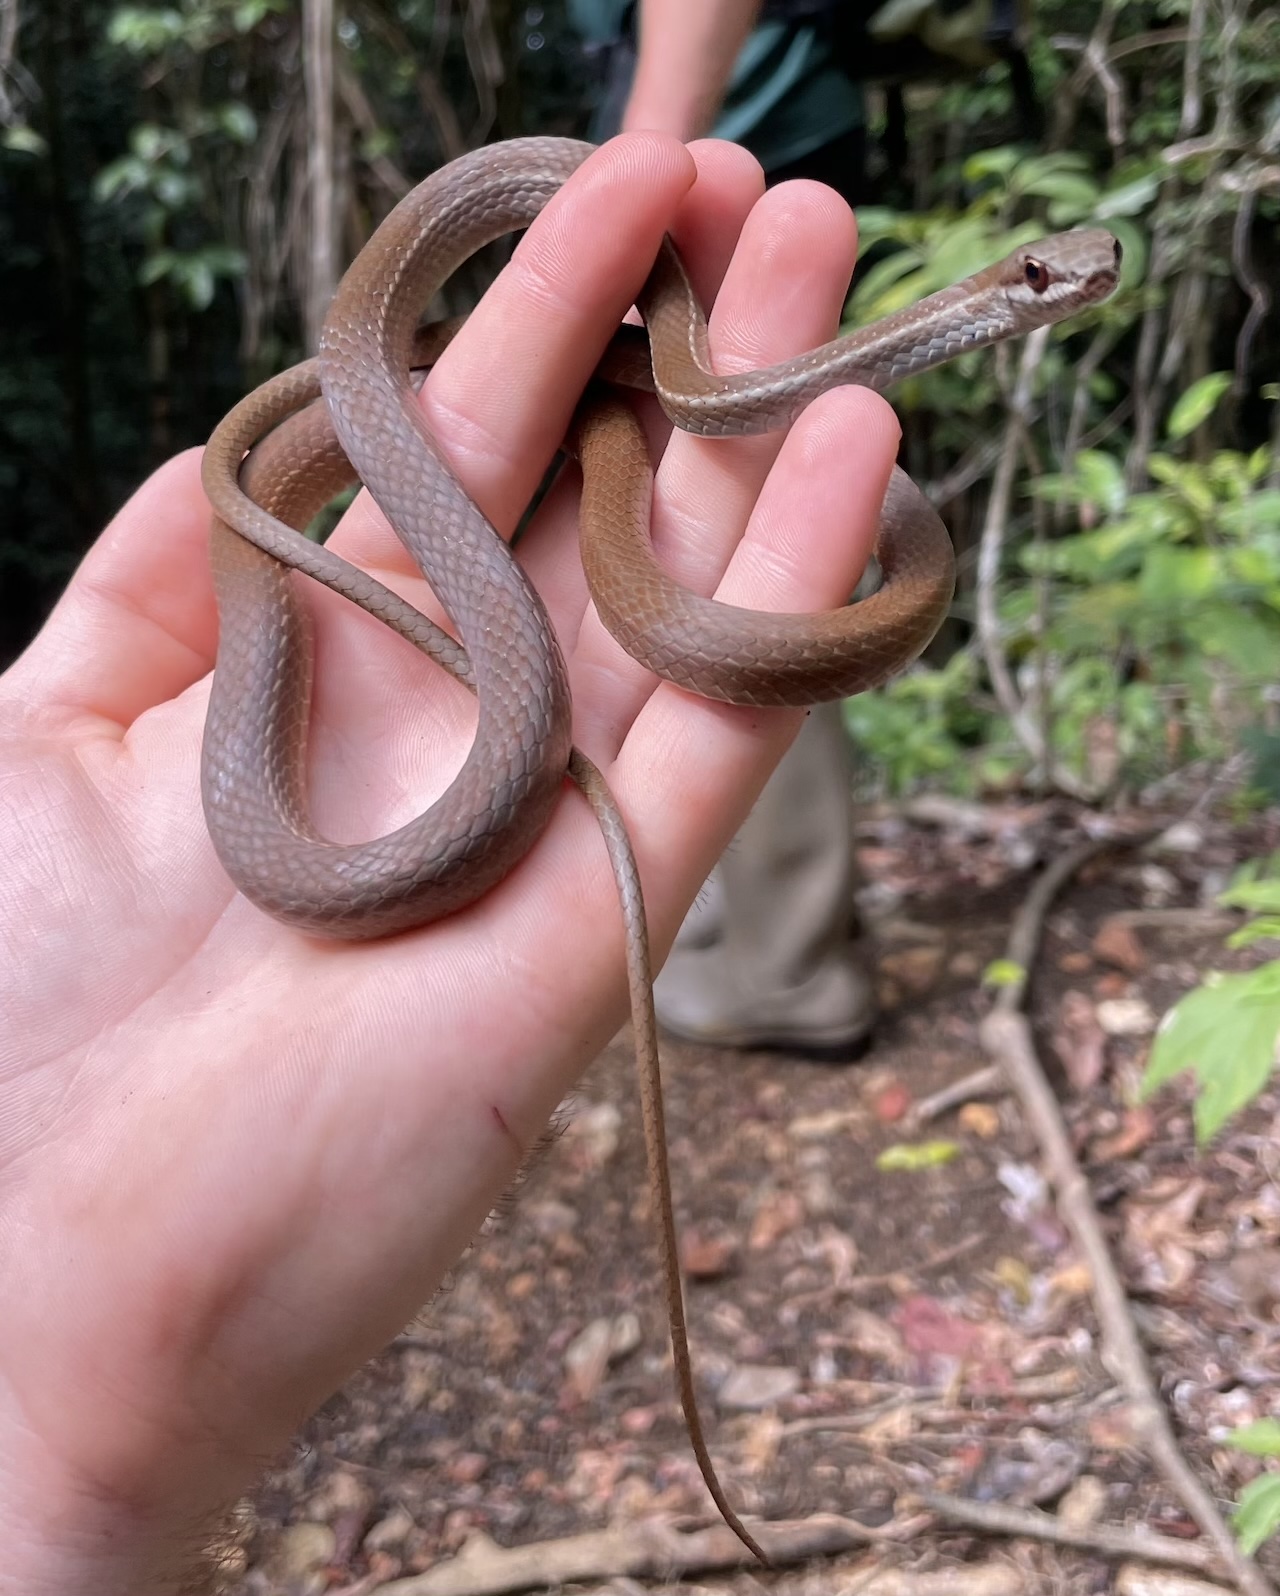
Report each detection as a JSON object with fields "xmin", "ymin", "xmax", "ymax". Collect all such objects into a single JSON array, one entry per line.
[
  {"xmin": 1095, "ymin": 170, "xmax": 1162, "ymax": 218},
  {"xmin": 1228, "ymin": 918, "xmax": 1280, "ymax": 950},
  {"xmin": 2, "ymin": 126, "xmax": 47, "ymax": 156},
  {"xmin": 1233, "ymin": 1474, "xmax": 1280, "ymax": 1556},
  {"xmin": 181, "ymin": 260, "xmax": 215, "ymax": 311},
  {"xmin": 963, "ymin": 147, "xmax": 1022, "ymax": 181},
  {"xmin": 1226, "ymin": 1420, "xmax": 1280, "ymax": 1456},
  {"xmin": 982, "ymin": 959, "xmax": 1025, "ymax": 989},
  {"xmin": 1219, "ymin": 880, "xmax": 1280, "ymax": 913},
  {"xmin": 1138, "ymin": 547, "xmax": 1219, "ymax": 608},
  {"xmin": 1010, "ymin": 167, "xmax": 1100, "ymax": 222},
  {"xmin": 137, "ymin": 250, "xmax": 175, "ymax": 286},
  {"xmin": 1105, "ymin": 218, "xmax": 1147, "ymax": 285},
  {"xmin": 1167, "ymin": 372, "xmax": 1233, "ymax": 441},
  {"xmin": 877, "ymin": 1141, "xmax": 960, "ymax": 1172},
  {"xmin": 216, "ymin": 102, "xmax": 258, "ymax": 144},
  {"xmin": 1143, "ymin": 966, "xmax": 1280, "ymax": 1141},
  {"xmin": 848, "ymin": 248, "xmax": 927, "ymax": 319},
  {"xmin": 1072, "ymin": 449, "xmax": 1128, "ymax": 516}
]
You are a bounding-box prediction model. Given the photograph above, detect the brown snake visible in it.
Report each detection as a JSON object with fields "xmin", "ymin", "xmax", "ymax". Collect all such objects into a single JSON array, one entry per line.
[{"xmin": 200, "ymin": 136, "xmax": 1120, "ymax": 1560}]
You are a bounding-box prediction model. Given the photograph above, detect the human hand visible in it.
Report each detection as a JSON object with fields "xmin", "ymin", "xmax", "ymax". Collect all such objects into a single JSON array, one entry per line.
[{"xmin": 0, "ymin": 134, "xmax": 897, "ymax": 1593}]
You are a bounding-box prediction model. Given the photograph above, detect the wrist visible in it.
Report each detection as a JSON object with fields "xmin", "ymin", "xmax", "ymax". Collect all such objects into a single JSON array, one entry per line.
[{"xmin": 1, "ymin": 1427, "xmax": 234, "ymax": 1596}]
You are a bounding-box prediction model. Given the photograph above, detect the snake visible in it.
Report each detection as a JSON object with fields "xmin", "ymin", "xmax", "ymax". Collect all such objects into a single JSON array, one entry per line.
[{"xmin": 200, "ymin": 136, "xmax": 1120, "ymax": 1561}]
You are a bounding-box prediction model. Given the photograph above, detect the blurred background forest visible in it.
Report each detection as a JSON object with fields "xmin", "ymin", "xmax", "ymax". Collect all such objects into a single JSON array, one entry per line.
[{"xmin": 3, "ymin": 0, "xmax": 1280, "ymax": 808}]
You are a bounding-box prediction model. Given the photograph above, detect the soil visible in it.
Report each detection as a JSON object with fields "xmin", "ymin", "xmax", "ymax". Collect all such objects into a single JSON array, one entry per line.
[{"xmin": 227, "ymin": 799, "xmax": 1280, "ymax": 1595}]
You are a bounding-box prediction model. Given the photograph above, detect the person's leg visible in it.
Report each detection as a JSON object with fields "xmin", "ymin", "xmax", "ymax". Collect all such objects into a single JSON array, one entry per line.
[
  {"xmin": 654, "ymin": 130, "xmax": 881, "ymax": 1061},
  {"xmin": 655, "ymin": 701, "xmax": 877, "ymax": 1060}
]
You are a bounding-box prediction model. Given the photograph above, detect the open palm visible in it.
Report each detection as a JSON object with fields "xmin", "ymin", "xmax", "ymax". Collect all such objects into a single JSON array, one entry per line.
[{"xmin": 0, "ymin": 135, "xmax": 897, "ymax": 1590}]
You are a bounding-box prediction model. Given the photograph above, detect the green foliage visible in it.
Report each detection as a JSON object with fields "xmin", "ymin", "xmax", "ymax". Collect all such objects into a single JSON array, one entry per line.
[
  {"xmin": 1020, "ymin": 382, "xmax": 1280, "ymax": 789},
  {"xmin": 843, "ymin": 650, "xmax": 1004, "ymax": 796},
  {"xmin": 93, "ymin": 100, "xmax": 256, "ymax": 304},
  {"xmin": 1233, "ymin": 1477, "xmax": 1280, "ymax": 1558},
  {"xmin": 136, "ymin": 243, "xmax": 247, "ymax": 309},
  {"xmin": 1228, "ymin": 1420, "xmax": 1280, "ymax": 1456},
  {"xmin": 108, "ymin": 0, "xmax": 286, "ymax": 54},
  {"xmin": 1142, "ymin": 964, "xmax": 1280, "ymax": 1141},
  {"xmin": 1225, "ymin": 1424, "xmax": 1280, "ymax": 1557},
  {"xmin": 1167, "ymin": 372, "xmax": 1236, "ymax": 441},
  {"xmin": 851, "ymin": 149, "xmax": 1152, "ymax": 328},
  {"xmin": 1143, "ymin": 855, "xmax": 1280, "ymax": 1141}
]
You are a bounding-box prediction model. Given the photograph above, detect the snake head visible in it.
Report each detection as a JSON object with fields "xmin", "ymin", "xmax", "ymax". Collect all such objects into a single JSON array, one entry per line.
[{"xmin": 1002, "ymin": 229, "xmax": 1123, "ymax": 322}]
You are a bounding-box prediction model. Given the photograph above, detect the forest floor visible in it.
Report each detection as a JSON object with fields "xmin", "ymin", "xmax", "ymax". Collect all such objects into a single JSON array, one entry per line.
[{"xmin": 228, "ymin": 794, "xmax": 1280, "ymax": 1596}]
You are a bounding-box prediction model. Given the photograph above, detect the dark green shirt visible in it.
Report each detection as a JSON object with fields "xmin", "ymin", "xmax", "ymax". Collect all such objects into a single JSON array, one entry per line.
[{"xmin": 567, "ymin": 1, "xmax": 864, "ymax": 172}]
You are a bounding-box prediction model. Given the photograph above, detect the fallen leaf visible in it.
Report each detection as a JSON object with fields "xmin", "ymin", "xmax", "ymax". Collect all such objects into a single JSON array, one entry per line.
[
  {"xmin": 261, "ymin": 1523, "xmax": 335, "ymax": 1585},
  {"xmin": 749, "ymin": 1189, "xmax": 805, "ymax": 1249},
  {"xmin": 719, "ymin": 1363, "xmax": 802, "ymax": 1411},
  {"xmin": 992, "ymin": 1255, "xmax": 1034, "ymax": 1305},
  {"xmin": 1058, "ymin": 1473, "xmax": 1107, "ymax": 1527},
  {"xmin": 1096, "ymin": 996, "xmax": 1156, "ymax": 1037},
  {"xmin": 563, "ymin": 1100, "xmax": 622, "ymax": 1169},
  {"xmin": 364, "ymin": 1507, "xmax": 417, "ymax": 1554},
  {"xmin": 959, "ymin": 1101, "xmax": 1001, "ymax": 1139},
  {"xmin": 1053, "ymin": 988, "xmax": 1107, "ymax": 1091},
  {"xmin": 873, "ymin": 1081, "xmax": 913, "ymax": 1122},
  {"xmin": 880, "ymin": 944, "xmax": 945, "ymax": 994},
  {"xmin": 741, "ymin": 1412, "xmax": 784, "ymax": 1470},
  {"xmin": 681, "ymin": 1230, "xmax": 737, "ymax": 1280},
  {"xmin": 789, "ymin": 1108, "xmax": 860, "ymax": 1140},
  {"xmin": 893, "ymin": 1294, "xmax": 983, "ymax": 1362},
  {"xmin": 1047, "ymin": 1261, "xmax": 1093, "ymax": 1300},
  {"xmin": 1093, "ymin": 915, "xmax": 1147, "ymax": 973},
  {"xmin": 563, "ymin": 1313, "xmax": 641, "ymax": 1401},
  {"xmin": 1093, "ymin": 1105, "xmax": 1156, "ymax": 1161}
]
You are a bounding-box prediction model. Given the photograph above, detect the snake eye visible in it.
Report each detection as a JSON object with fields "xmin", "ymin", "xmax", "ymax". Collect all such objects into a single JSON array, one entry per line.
[{"xmin": 1024, "ymin": 257, "xmax": 1049, "ymax": 293}]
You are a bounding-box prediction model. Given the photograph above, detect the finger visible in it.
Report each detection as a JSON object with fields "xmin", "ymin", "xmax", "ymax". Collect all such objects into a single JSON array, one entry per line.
[
  {"xmin": 570, "ymin": 175, "xmax": 862, "ymax": 759},
  {"xmin": 516, "ymin": 138, "xmax": 767, "ymax": 655},
  {"xmin": 2, "ymin": 449, "xmax": 218, "ymax": 731},
  {"xmin": 435, "ymin": 383, "xmax": 901, "ymax": 1149},
  {"xmin": 327, "ymin": 134, "xmax": 697, "ymax": 584},
  {"xmin": 657, "ymin": 177, "xmax": 863, "ymax": 589},
  {"xmin": 618, "ymin": 381, "xmax": 900, "ymax": 954}
]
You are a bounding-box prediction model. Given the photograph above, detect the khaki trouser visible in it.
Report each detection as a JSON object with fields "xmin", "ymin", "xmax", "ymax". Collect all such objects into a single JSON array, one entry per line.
[{"xmin": 655, "ymin": 702, "xmax": 876, "ymax": 1057}]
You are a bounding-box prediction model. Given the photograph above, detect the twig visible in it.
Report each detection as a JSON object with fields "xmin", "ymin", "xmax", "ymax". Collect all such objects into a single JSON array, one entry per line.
[
  {"xmin": 0, "ymin": 0, "xmax": 21, "ymax": 125},
  {"xmin": 1229, "ymin": 181, "xmax": 1269, "ymax": 396},
  {"xmin": 912, "ymin": 1064, "xmax": 1004, "ymax": 1124},
  {"xmin": 975, "ymin": 327, "xmax": 1098, "ymax": 800},
  {"xmin": 921, "ymin": 1493, "xmax": 1224, "ymax": 1576},
  {"xmin": 781, "ymin": 1370, "xmax": 1084, "ymax": 1436},
  {"xmin": 336, "ymin": 65, "xmax": 414, "ymax": 200},
  {"xmin": 302, "ymin": 0, "xmax": 337, "ymax": 352},
  {"xmin": 377, "ymin": 1513, "xmax": 933, "ymax": 1596},
  {"xmin": 976, "ymin": 834, "xmax": 1274, "ymax": 1596},
  {"xmin": 461, "ymin": 0, "xmax": 501, "ymax": 145},
  {"xmin": 1181, "ymin": 0, "xmax": 1207, "ymax": 136}
]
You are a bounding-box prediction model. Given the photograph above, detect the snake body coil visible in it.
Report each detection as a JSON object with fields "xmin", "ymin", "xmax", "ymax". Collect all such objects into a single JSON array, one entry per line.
[{"xmin": 200, "ymin": 137, "xmax": 1121, "ymax": 1560}]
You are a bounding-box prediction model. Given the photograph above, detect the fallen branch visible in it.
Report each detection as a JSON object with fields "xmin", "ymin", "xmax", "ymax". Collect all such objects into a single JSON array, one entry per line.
[
  {"xmin": 377, "ymin": 1512, "xmax": 930, "ymax": 1596},
  {"xmin": 538, "ymin": 1570, "xmax": 1026, "ymax": 1596},
  {"xmin": 912, "ymin": 1064, "xmax": 1004, "ymax": 1124},
  {"xmin": 921, "ymin": 1492, "xmax": 1223, "ymax": 1575},
  {"xmin": 976, "ymin": 835, "xmax": 1274, "ymax": 1596}
]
